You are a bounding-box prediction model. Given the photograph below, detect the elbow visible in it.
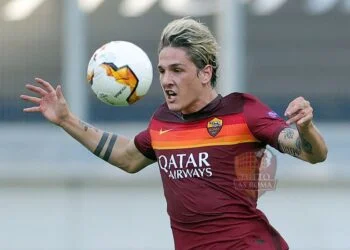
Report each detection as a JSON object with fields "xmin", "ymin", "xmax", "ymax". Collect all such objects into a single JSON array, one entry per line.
[
  {"xmin": 123, "ymin": 164, "xmax": 141, "ymax": 174},
  {"xmin": 319, "ymin": 146, "xmax": 329, "ymax": 163},
  {"xmin": 125, "ymin": 168, "xmax": 140, "ymax": 174},
  {"xmin": 110, "ymin": 162, "xmax": 140, "ymax": 174},
  {"xmin": 309, "ymin": 148, "xmax": 328, "ymax": 164},
  {"xmin": 309, "ymin": 157, "xmax": 325, "ymax": 164}
]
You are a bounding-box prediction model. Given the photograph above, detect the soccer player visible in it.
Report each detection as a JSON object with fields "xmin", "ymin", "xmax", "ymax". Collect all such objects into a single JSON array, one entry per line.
[{"xmin": 20, "ymin": 18, "xmax": 327, "ymax": 250}]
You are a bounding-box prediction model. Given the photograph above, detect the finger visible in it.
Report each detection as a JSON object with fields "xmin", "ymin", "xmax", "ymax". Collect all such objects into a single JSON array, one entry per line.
[
  {"xmin": 284, "ymin": 97, "xmax": 309, "ymax": 116},
  {"xmin": 25, "ymin": 84, "xmax": 48, "ymax": 96},
  {"xmin": 286, "ymin": 107, "xmax": 312, "ymax": 125},
  {"xmin": 284, "ymin": 103, "xmax": 294, "ymax": 117},
  {"xmin": 285, "ymin": 105, "xmax": 302, "ymax": 117},
  {"xmin": 284, "ymin": 97, "xmax": 301, "ymax": 116},
  {"xmin": 286, "ymin": 112, "xmax": 304, "ymax": 125},
  {"xmin": 20, "ymin": 95, "xmax": 41, "ymax": 104},
  {"xmin": 35, "ymin": 78, "xmax": 55, "ymax": 93},
  {"xmin": 23, "ymin": 106, "xmax": 41, "ymax": 112},
  {"xmin": 56, "ymin": 85, "xmax": 63, "ymax": 99},
  {"xmin": 297, "ymin": 113, "xmax": 313, "ymax": 126}
]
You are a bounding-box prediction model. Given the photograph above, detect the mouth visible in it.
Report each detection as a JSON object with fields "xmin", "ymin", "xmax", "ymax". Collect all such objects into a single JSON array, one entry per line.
[{"xmin": 165, "ymin": 90, "xmax": 177, "ymax": 102}]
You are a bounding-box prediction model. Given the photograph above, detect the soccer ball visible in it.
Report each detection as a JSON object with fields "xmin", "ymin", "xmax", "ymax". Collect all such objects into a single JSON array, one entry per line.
[{"xmin": 87, "ymin": 41, "xmax": 153, "ymax": 106}]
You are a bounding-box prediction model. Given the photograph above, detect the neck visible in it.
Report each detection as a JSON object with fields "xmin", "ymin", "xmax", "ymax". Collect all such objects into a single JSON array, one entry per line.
[
  {"xmin": 203, "ymin": 88, "xmax": 218, "ymax": 106},
  {"xmin": 182, "ymin": 88, "xmax": 218, "ymax": 114}
]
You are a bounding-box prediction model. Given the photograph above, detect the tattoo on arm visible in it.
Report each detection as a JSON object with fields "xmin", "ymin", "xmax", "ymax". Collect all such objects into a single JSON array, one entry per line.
[
  {"xmin": 79, "ymin": 120, "xmax": 99, "ymax": 132},
  {"xmin": 279, "ymin": 128, "xmax": 302, "ymax": 157},
  {"xmin": 103, "ymin": 134, "xmax": 117, "ymax": 161},
  {"xmin": 93, "ymin": 132, "xmax": 118, "ymax": 162},
  {"xmin": 279, "ymin": 128, "xmax": 313, "ymax": 157},
  {"xmin": 283, "ymin": 128, "xmax": 295, "ymax": 140},
  {"xmin": 299, "ymin": 133, "xmax": 313, "ymax": 154},
  {"xmin": 94, "ymin": 132, "xmax": 109, "ymax": 156},
  {"xmin": 279, "ymin": 141, "xmax": 302, "ymax": 157}
]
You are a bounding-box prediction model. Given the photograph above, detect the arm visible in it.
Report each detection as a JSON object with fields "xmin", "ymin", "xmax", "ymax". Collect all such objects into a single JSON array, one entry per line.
[
  {"xmin": 60, "ymin": 114, "xmax": 155, "ymax": 173},
  {"xmin": 278, "ymin": 97, "xmax": 328, "ymax": 164},
  {"xmin": 21, "ymin": 78, "xmax": 155, "ymax": 173}
]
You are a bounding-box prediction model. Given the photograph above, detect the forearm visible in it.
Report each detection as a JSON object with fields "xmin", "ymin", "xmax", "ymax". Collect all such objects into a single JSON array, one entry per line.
[
  {"xmin": 278, "ymin": 125, "xmax": 328, "ymax": 164},
  {"xmin": 282, "ymin": 96, "xmax": 328, "ymax": 164},
  {"xmin": 20, "ymin": 77, "xmax": 151, "ymax": 172},
  {"xmin": 60, "ymin": 113, "xmax": 105, "ymax": 153},
  {"xmin": 297, "ymin": 122, "xmax": 328, "ymax": 163},
  {"xmin": 59, "ymin": 112, "xmax": 131, "ymax": 170}
]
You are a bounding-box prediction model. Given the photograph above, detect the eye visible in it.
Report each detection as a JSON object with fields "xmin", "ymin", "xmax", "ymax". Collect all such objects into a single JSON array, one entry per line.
[{"xmin": 158, "ymin": 68, "xmax": 165, "ymax": 74}]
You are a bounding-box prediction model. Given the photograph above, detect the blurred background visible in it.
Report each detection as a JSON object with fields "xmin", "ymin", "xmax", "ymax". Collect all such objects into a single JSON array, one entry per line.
[{"xmin": 0, "ymin": 0, "xmax": 349, "ymax": 249}]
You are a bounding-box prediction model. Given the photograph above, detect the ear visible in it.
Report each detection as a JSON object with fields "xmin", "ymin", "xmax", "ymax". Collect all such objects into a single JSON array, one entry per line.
[{"xmin": 199, "ymin": 65, "xmax": 213, "ymax": 85}]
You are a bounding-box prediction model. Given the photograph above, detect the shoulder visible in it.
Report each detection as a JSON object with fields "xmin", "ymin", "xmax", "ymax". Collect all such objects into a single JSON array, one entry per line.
[
  {"xmin": 209, "ymin": 92, "xmax": 244, "ymax": 115},
  {"xmin": 240, "ymin": 93, "xmax": 265, "ymax": 105},
  {"xmin": 239, "ymin": 92, "xmax": 281, "ymax": 119},
  {"xmin": 222, "ymin": 92, "xmax": 263, "ymax": 104},
  {"xmin": 236, "ymin": 93, "xmax": 288, "ymax": 148},
  {"xmin": 233, "ymin": 92, "xmax": 284, "ymax": 125},
  {"xmin": 238, "ymin": 93, "xmax": 273, "ymax": 113},
  {"xmin": 221, "ymin": 92, "xmax": 267, "ymax": 111}
]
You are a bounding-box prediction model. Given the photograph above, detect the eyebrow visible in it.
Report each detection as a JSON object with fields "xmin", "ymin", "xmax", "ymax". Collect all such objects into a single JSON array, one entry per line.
[{"xmin": 157, "ymin": 63, "xmax": 184, "ymax": 69}]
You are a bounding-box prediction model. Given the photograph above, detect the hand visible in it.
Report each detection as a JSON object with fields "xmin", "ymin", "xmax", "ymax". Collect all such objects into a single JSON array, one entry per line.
[
  {"xmin": 20, "ymin": 78, "xmax": 70, "ymax": 126},
  {"xmin": 284, "ymin": 96, "xmax": 313, "ymax": 129}
]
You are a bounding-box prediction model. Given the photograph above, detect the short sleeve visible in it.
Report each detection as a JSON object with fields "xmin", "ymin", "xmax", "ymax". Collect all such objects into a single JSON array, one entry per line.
[
  {"xmin": 134, "ymin": 129, "xmax": 157, "ymax": 160},
  {"xmin": 242, "ymin": 93, "xmax": 289, "ymax": 150}
]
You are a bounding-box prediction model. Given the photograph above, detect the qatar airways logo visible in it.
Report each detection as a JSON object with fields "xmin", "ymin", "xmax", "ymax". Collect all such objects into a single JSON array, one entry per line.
[{"xmin": 158, "ymin": 152, "xmax": 213, "ymax": 180}]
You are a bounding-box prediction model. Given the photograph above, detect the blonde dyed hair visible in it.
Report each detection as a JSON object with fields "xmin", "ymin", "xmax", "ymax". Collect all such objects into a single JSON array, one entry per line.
[{"xmin": 158, "ymin": 17, "xmax": 219, "ymax": 87}]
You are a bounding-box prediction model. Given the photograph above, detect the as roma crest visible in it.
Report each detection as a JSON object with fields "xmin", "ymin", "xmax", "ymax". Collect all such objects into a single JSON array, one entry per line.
[{"xmin": 207, "ymin": 117, "xmax": 223, "ymax": 137}]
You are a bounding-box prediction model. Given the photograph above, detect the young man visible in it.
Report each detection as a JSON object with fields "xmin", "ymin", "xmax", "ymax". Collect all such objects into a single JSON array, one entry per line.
[{"xmin": 21, "ymin": 18, "xmax": 327, "ymax": 250}]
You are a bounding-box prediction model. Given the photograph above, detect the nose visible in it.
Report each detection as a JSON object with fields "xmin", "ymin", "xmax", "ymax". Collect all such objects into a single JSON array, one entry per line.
[{"xmin": 160, "ymin": 71, "xmax": 173, "ymax": 87}]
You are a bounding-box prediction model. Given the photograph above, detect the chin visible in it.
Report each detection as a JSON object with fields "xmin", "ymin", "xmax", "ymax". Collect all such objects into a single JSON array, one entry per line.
[{"xmin": 166, "ymin": 102, "xmax": 181, "ymax": 112}]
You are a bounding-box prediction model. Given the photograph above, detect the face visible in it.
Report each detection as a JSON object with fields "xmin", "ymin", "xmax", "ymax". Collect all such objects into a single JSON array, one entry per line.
[{"xmin": 158, "ymin": 47, "xmax": 212, "ymax": 114}]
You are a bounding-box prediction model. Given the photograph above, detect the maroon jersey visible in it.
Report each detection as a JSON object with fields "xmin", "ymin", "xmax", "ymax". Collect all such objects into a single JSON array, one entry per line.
[{"xmin": 134, "ymin": 93, "xmax": 289, "ymax": 250}]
